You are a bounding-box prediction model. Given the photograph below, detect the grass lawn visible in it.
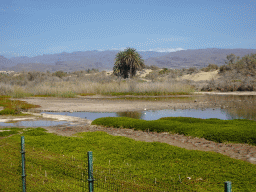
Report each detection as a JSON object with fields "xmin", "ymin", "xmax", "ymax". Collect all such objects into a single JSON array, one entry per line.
[
  {"xmin": 92, "ymin": 117, "xmax": 256, "ymax": 146},
  {"xmin": 1, "ymin": 126, "xmax": 256, "ymax": 191}
]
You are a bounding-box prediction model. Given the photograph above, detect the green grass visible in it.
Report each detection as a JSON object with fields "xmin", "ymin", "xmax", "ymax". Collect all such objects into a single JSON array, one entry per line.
[
  {"xmin": 1, "ymin": 127, "xmax": 256, "ymax": 191},
  {"xmin": 0, "ymin": 97, "xmax": 40, "ymax": 115},
  {"xmin": 0, "ymin": 127, "xmax": 21, "ymax": 137},
  {"xmin": 92, "ymin": 117, "xmax": 256, "ymax": 146}
]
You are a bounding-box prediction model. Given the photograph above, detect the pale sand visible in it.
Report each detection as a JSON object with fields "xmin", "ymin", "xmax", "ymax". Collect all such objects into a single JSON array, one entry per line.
[
  {"xmin": 11, "ymin": 96, "xmax": 211, "ymax": 113},
  {"xmin": 178, "ymin": 70, "xmax": 220, "ymax": 82}
]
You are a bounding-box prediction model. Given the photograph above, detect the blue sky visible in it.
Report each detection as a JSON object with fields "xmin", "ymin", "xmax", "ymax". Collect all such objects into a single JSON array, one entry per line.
[{"xmin": 1, "ymin": 0, "xmax": 255, "ymax": 58}]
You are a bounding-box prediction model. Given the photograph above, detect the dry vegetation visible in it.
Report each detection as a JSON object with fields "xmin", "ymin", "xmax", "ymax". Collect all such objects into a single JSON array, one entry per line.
[
  {"xmin": 0, "ymin": 68, "xmax": 194, "ymax": 98},
  {"xmin": 0, "ymin": 53, "xmax": 255, "ymax": 98},
  {"xmin": 201, "ymin": 53, "xmax": 256, "ymax": 92}
]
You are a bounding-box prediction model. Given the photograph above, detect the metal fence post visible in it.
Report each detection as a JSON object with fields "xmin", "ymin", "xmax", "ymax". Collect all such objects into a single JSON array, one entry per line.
[
  {"xmin": 88, "ymin": 151, "xmax": 94, "ymax": 192},
  {"xmin": 224, "ymin": 181, "xmax": 232, "ymax": 192},
  {"xmin": 21, "ymin": 136, "xmax": 26, "ymax": 192}
]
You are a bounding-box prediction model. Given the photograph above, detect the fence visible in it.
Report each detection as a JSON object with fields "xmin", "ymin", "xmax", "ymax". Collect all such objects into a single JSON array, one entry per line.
[{"xmin": 1, "ymin": 136, "xmax": 233, "ymax": 191}]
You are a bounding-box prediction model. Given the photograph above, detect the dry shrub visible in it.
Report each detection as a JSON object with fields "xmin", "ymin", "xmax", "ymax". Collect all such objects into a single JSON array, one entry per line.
[
  {"xmin": 201, "ymin": 64, "xmax": 219, "ymax": 72},
  {"xmin": 0, "ymin": 83, "xmax": 13, "ymax": 95}
]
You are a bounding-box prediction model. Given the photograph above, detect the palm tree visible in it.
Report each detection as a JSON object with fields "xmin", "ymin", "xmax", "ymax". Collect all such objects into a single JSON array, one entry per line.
[
  {"xmin": 113, "ymin": 47, "xmax": 145, "ymax": 79},
  {"xmin": 113, "ymin": 51, "xmax": 129, "ymax": 78}
]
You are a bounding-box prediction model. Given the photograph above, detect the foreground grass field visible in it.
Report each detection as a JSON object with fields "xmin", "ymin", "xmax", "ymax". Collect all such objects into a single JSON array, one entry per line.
[
  {"xmin": 1, "ymin": 127, "xmax": 256, "ymax": 191},
  {"xmin": 92, "ymin": 117, "xmax": 256, "ymax": 146}
]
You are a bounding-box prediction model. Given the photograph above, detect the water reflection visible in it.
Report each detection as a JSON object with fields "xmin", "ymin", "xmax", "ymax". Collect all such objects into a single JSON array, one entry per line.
[
  {"xmin": 116, "ymin": 111, "xmax": 145, "ymax": 119},
  {"xmin": 41, "ymin": 108, "xmax": 251, "ymax": 121},
  {"xmin": 203, "ymin": 95, "xmax": 256, "ymax": 121},
  {"xmin": 41, "ymin": 95, "xmax": 256, "ymax": 121}
]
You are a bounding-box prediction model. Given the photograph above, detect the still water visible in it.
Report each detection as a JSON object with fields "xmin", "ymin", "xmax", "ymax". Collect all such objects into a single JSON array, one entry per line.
[
  {"xmin": 41, "ymin": 95, "xmax": 256, "ymax": 121},
  {"xmin": 0, "ymin": 95, "xmax": 255, "ymax": 127},
  {"xmin": 40, "ymin": 108, "xmax": 245, "ymax": 121}
]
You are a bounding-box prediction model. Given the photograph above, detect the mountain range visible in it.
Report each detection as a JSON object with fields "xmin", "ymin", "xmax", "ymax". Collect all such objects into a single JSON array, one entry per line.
[{"xmin": 0, "ymin": 48, "xmax": 255, "ymax": 72}]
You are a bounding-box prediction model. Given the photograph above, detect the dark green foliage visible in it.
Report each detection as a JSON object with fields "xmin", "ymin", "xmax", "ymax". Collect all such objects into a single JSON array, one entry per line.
[
  {"xmin": 92, "ymin": 117, "xmax": 256, "ymax": 145},
  {"xmin": 113, "ymin": 47, "xmax": 145, "ymax": 79},
  {"xmin": 0, "ymin": 108, "xmax": 20, "ymax": 115},
  {"xmin": 0, "ymin": 130, "xmax": 18, "ymax": 137}
]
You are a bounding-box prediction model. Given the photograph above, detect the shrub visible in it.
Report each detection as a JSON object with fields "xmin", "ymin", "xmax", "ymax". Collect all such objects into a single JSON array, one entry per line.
[
  {"xmin": 145, "ymin": 65, "xmax": 159, "ymax": 70},
  {"xmin": 201, "ymin": 64, "xmax": 219, "ymax": 72},
  {"xmin": 92, "ymin": 117, "xmax": 256, "ymax": 145},
  {"xmin": 52, "ymin": 71, "xmax": 67, "ymax": 78}
]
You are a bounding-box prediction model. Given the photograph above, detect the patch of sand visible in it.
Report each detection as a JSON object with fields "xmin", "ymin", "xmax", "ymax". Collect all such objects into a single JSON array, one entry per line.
[
  {"xmin": 179, "ymin": 70, "xmax": 220, "ymax": 82},
  {"xmin": 138, "ymin": 69, "xmax": 153, "ymax": 78},
  {"xmin": 12, "ymin": 96, "xmax": 212, "ymax": 113},
  {"xmin": 193, "ymin": 91, "xmax": 256, "ymax": 95}
]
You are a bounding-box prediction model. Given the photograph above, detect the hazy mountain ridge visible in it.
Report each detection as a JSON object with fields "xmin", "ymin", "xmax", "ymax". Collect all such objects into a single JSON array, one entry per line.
[
  {"xmin": 0, "ymin": 48, "xmax": 255, "ymax": 72},
  {"xmin": 144, "ymin": 48, "xmax": 256, "ymax": 69}
]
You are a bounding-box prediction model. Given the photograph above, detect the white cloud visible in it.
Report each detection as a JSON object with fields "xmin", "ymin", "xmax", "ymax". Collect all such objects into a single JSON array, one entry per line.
[{"xmin": 139, "ymin": 48, "xmax": 185, "ymax": 52}]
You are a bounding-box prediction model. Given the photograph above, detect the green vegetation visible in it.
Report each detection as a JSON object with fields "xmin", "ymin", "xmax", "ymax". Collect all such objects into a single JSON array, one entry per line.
[
  {"xmin": 1, "ymin": 127, "xmax": 256, "ymax": 191},
  {"xmin": 0, "ymin": 96, "xmax": 40, "ymax": 115},
  {"xmin": 113, "ymin": 47, "xmax": 145, "ymax": 79},
  {"xmin": 0, "ymin": 127, "xmax": 21, "ymax": 137},
  {"xmin": 92, "ymin": 117, "xmax": 256, "ymax": 146}
]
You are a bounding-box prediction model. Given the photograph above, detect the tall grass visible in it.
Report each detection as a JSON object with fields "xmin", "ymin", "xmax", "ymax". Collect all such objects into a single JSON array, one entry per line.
[{"xmin": 1, "ymin": 80, "xmax": 194, "ymax": 97}]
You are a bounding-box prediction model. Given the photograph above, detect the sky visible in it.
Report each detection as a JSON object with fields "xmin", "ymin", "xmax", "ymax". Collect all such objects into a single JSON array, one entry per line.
[{"xmin": 1, "ymin": 0, "xmax": 255, "ymax": 58}]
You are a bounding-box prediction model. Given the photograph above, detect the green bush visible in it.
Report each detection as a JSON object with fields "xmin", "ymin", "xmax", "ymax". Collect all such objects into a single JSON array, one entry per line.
[{"xmin": 92, "ymin": 117, "xmax": 256, "ymax": 145}]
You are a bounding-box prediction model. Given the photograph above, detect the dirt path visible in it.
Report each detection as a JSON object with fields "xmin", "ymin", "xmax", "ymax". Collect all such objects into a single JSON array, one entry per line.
[{"xmin": 41, "ymin": 123, "xmax": 256, "ymax": 165}]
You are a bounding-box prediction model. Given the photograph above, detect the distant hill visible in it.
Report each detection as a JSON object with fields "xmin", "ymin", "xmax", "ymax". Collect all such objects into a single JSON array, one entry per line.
[
  {"xmin": 0, "ymin": 55, "xmax": 15, "ymax": 69},
  {"xmin": 0, "ymin": 48, "xmax": 255, "ymax": 72},
  {"xmin": 144, "ymin": 48, "xmax": 256, "ymax": 69}
]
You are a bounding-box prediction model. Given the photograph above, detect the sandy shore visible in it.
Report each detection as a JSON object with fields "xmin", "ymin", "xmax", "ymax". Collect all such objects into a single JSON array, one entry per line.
[
  {"xmin": 11, "ymin": 91, "xmax": 256, "ymax": 113},
  {"xmin": 194, "ymin": 91, "xmax": 256, "ymax": 95},
  {"xmin": 12, "ymin": 95, "xmax": 215, "ymax": 113}
]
